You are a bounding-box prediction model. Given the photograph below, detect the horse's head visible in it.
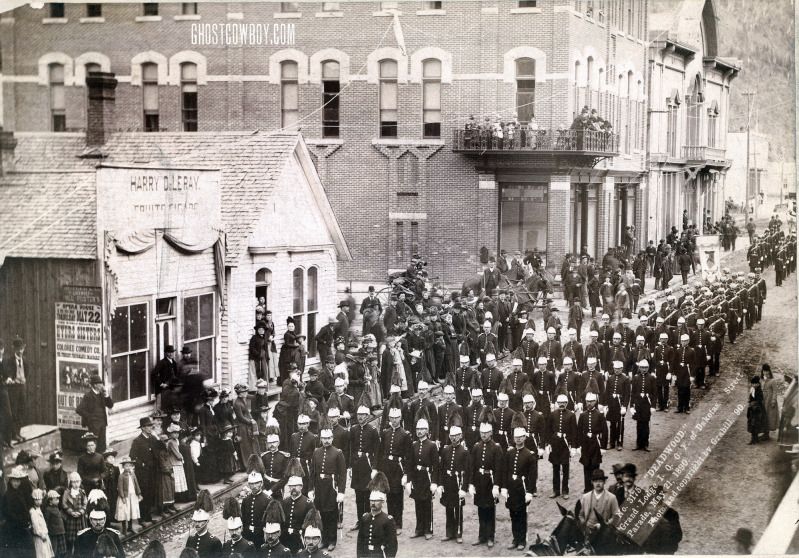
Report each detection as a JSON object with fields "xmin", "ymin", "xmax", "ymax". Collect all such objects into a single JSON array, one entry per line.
[{"xmin": 551, "ymin": 501, "xmax": 585, "ymax": 554}]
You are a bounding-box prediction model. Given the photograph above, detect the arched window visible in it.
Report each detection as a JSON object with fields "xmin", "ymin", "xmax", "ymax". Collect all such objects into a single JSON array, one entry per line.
[
  {"xmin": 290, "ymin": 267, "xmax": 319, "ymax": 358},
  {"xmin": 586, "ymin": 57, "xmax": 594, "ymax": 89},
  {"xmin": 422, "ymin": 59, "xmax": 442, "ymax": 138},
  {"xmin": 180, "ymin": 62, "xmax": 198, "ymax": 131},
  {"xmin": 573, "ymin": 60, "xmax": 581, "ymax": 114},
  {"xmin": 281, "ymin": 60, "xmax": 299, "ymax": 128},
  {"xmin": 379, "ymin": 59, "xmax": 398, "ymax": 137},
  {"xmin": 142, "ymin": 62, "xmax": 159, "ymax": 132},
  {"xmin": 686, "ymin": 75, "xmax": 704, "ymax": 146},
  {"xmin": 707, "ymin": 102, "xmax": 719, "ymax": 148},
  {"xmin": 49, "ymin": 63, "xmax": 66, "ymax": 132},
  {"xmin": 516, "ymin": 57, "xmax": 536, "ymax": 123},
  {"xmin": 306, "ymin": 267, "xmax": 318, "ymax": 355},
  {"xmin": 255, "ymin": 268, "xmax": 272, "ymax": 319},
  {"xmin": 321, "ymin": 60, "xmax": 340, "ymax": 137}
]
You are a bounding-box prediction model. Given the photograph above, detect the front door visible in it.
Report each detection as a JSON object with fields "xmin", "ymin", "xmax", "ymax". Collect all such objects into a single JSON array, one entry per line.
[{"xmin": 499, "ymin": 183, "xmax": 548, "ymax": 263}]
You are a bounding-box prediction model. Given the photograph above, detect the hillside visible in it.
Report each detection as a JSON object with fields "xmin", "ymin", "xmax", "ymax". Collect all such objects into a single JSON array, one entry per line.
[{"xmin": 715, "ymin": 0, "xmax": 795, "ymax": 160}]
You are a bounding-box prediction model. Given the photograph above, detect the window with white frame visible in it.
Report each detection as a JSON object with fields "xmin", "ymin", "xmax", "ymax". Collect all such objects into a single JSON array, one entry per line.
[
  {"xmin": 49, "ymin": 63, "xmax": 66, "ymax": 132},
  {"xmin": 379, "ymin": 59, "xmax": 399, "ymax": 137},
  {"xmin": 322, "ymin": 60, "xmax": 340, "ymax": 137},
  {"xmin": 292, "ymin": 267, "xmax": 319, "ymax": 357},
  {"xmin": 181, "ymin": 62, "xmax": 198, "ymax": 131},
  {"xmin": 281, "ymin": 60, "xmax": 299, "ymax": 128},
  {"xmin": 255, "ymin": 268, "xmax": 272, "ymax": 319},
  {"xmin": 707, "ymin": 104, "xmax": 718, "ymax": 147},
  {"xmin": 422, "ymin": 58, "xmax": 441, "ymax": 138},
  {"xmin": 666, "ymin": 99, "xmax": 679, "ymax": 157},
  {"xmin": 142, "ymin": 62, "xmax": 159, "ymax": 132},
  {"xmin": 516, "ymin": 57, "xmax": 536, "ymax": 123},
  {"xmin": 110, "ymin": 303, "xmax": 149, "ymax": 403},
  {"xmin": 183, "ymin": 293, "xmax": 215, "ymax": 380}
]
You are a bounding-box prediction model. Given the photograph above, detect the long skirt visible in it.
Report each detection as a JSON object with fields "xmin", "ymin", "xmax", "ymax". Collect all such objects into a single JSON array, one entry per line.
[
  {"xmin": 51, "ymin": 534, "xmax": 67, "ymax": 558},
  {"xmin": 237, "ymin": 423, "xmax": 257, "ymax": 465},
  {"xmin": 172, "ymin": 465, "xmax": 188, "ymax": 493},
  {"xmin": 178, "ymin": 444, "xmax": 198, "ymax": 500},
  {"xmin": 115, "ymin": 495, "xmax": 141, "ymax": 522},
  {"xmin": 159, "ymin": 471, "xmax": 175, "ymax": 504},
  {"xmin": 365, "ymin": 377, "xmax": 383, "ymax": 410}
]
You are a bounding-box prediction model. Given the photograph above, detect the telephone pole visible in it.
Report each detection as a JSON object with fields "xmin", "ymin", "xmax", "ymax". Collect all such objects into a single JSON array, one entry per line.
[{"xmin": 743, "ymin": 91, "xmax": 756, "ymax": 213}]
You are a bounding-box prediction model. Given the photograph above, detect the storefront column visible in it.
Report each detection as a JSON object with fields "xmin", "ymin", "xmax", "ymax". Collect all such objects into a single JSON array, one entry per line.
[
  {"xmin": 478, "ymin": 173, "xmax": 498, "ymax": 261},
  {"xmin": 547, "ymin": 175, "xmax": 570, "ymax": 273},
  {"xmin": 597, "ymin": 176, "xmax": 614, "ymax": 258},
  {"xmin": 636, "ymin": 181, "xmax": 647, "ymax": 247}
]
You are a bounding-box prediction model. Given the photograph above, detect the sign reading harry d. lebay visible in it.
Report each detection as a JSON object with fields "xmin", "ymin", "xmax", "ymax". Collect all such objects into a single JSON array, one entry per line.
[
  {"xmin": 55, "ymin": 286, "xmax": 103, "ymax": 429},
  {"xmin": 96, "ymin": 166, "xmax": 222, "ymax": 233}
]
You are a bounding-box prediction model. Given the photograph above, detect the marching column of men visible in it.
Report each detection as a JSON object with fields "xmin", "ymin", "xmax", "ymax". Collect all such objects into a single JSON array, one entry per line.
[{"xmin": 178, "ymin": 243, "xmax": 784, "ymax": 556}]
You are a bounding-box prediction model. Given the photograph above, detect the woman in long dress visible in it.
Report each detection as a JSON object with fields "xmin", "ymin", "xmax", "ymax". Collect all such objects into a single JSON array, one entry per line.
[
  {"xmin": 762, "ymin": 364, "xmax": 781, "ymax": 438},
  {"xmin": 278, "ymin": 318, "xmax": 303, "ymax": 383},
  {"xmin": 747, "ymin": 375, "xmax": 768, "ymax": 444}
]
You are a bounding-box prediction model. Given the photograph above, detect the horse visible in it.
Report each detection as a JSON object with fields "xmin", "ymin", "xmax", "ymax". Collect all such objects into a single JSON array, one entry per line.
[
  {"xmin": 588, "ymin": 514, "xmax": 642, "ymax": 556},
  {"xmin": 526, "ymin": 501, "xmax": 588, "ymax": 556}
]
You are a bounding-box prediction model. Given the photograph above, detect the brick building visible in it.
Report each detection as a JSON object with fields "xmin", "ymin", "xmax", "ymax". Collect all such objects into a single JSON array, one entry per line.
[
  {"xmin": 646, "ymin": 0, "xmax": 740, "ymax": 238},
  {"xmin": 0, "ymin": 0, "xmax": 651, "ymax": 284}
]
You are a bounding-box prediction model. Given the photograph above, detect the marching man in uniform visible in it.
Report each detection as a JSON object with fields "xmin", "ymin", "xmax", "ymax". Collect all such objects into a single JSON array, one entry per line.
[
  {"xmin": 493, "ymin": 392, "xmax": 514, "ymax": 450},
  {"xmin": 408, "ymin": 408, "xmax": 440, "ymax": 540},
  {"xmin": 547, "ymin": 393, "xmax": 577, "ymax": 500},
  {"xmin": 281, "ymin": 464, "xmax": 315, "ymax": 554},
  {"xmin": 297, "ymin": 509, "xmax": 328, "ymax": 558},
  {"xmin": 378, "ymin": 406, "xmax": 411, "ymax": 535},
  {"xmin": 185, "ymin": 491, "xmax": 222, "ymax": 558},
  {"xmin": 601, "ymin": 361, "xmax": 630, "ymax": 450},
  {"xmin": 222, "ymin": 514, "xmax": 255, "ymax": 556},
  {"xmin": 242, "ymin": 470, "xmax": 270, "ymax": 548},
  {"xmin": 631, "ymin": 360, "xmax": 657, "ymax": 451},
  {"xmin": 357, "ymin": 472, "xmax": 399, "ymax": 558},
  {"xmin": 309, "ymin": 417, "xmax": 347, "ymax": 552},
  {"xmin": 260, "ymin": 500, "xmax": 293, "ymax": 557},
  {"xmin": 350, "ymin": 394, "xmax": 380, "ymax": 530},
  {"xmin": 260, "ymin": 432, "xmax": 288, "ymax": 499},
  {"xmin": 438, "ymin": 413, "xmax": 471, "ymax": 543},
  {"xmin": 577, "ymin": 392, "xmax": 609, "ymax": 492},
  {"xmin": 468, "ymin": 409, "xmax": 503, "ymax": 549},
  {"xmin": 502, "ymin": 412, "xmax": 537, "ymax": 551}
]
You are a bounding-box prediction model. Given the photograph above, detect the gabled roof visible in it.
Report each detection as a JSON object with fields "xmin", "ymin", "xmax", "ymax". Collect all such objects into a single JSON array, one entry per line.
[
  {"xmin": 2, "ymin": 131, "xmax": 350, "ymax": 264},
  {"xmin": 0, "ymin": 171, "xmax": 97, "ymax": 260}
]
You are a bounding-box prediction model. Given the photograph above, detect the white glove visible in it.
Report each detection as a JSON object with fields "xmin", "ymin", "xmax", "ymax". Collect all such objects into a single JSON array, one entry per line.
[
  {"xmin": 265, "ymin": 489, "xmax": 272, "ymax": 498},
  {"xmin": 308, "ymin": 490, "xmax": 315, "ymax": 500},
  {"xmin": 743, "ymin": 309, "xmax": 747, "ymax": 314},
  {"xmin": 525, "ymin": 493, "xmax": 533, "ymax": 504},
  {"xmin": 711, "ymin": 336, "xmax": 716, "ymax": 341},
  {"xmin": 336, "ymin": 493, "xmax": 345, "ymax": 504},
  {"xmin": 401, "ymin": 475, "xmax": 408, "ymax": 486},
  {"xmin": 690, "ymin": 376, "xmax": 695, "ymax": 384},
  {"xmin": 620, "ymin": 407, "xmax": 627, "ymax": 416},
  {"xmin": 343, "ymin": 411, "xmax": 351, "ymax": 420},
  {"xmin": 738, "ymin": 318, "xmax": 742, "ymax": 323},
  {"xmin": 537, "ymin": 448, "xmax": 544, "ymax": 458},
  {"xmin": 458, "ymin": 489, "xmax": 467, "ymax": 499},
  {"xmin": 650, "ymin": 407, "xmax": 656, "ymax": 413},
  {"xmin": 570, "ymin": 448, "xmax": 577, "ymax": 458},
  {"xmin": 371, "ymin": 470, "xmax": 378, "ymax": 479},
  {"xmin": 630, "ymin": 408, "xmax": 636, "ymax": 417},
  {"xmin": 500, "ymin": 488, "xmax": 509, "ymax": 499},
  {"xmin": 666, "ymin": 373, "xmax": 672, "ymax": 381},
  {"xmin": 435, "ymin": 486, "xmax": 444, "ymax": 498},
  {"xmin": 405, "ymin": 482, "xmax": 412, "ymax": 495},
  {"xmin": 492, "ymin": 486, "xmax": 500, "ymax": 500},
  {"xmin": 468, "ymin": 484, "xmax": 476, "ymax": 496},
  {"xmin": 551, "ymin": 403, "xmax": 558, "ymax": 412},
  {"xmin": 600, "ymin": 448, "xmax": 606, "ymax": 456},
  {"xmin": 430, "ymin": 483, "xmax": 438, "ymax": 494}
]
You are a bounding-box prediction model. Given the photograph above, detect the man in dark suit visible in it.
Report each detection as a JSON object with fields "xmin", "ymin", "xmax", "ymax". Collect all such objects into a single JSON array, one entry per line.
[
  {"xmin": 150, "ymin": 345, "xmax": 177, "ymax": 411},
  {"xmin": 336, "ymin": 301, "xmax": 351, "ymax": 345},
  {"xmin": 75, "ymin": 375, "xmax": 114, "ymax": 451},
  {"xmin": 316, "ymin": 317, "xmax": 338, "ymax": 363},
  {"xmin": 360, "ymin": 286, "xmax": 383, "ymax": 336},
  {"xmin": 3, "ymin": 336, "xmax": 28, "ymax": 442},
  {"xmin": 129, "ymin": 417, "xmax": 158, "ymax": 524}
]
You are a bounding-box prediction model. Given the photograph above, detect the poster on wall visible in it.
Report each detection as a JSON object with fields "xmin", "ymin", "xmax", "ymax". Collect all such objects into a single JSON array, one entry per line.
[{"xmin": 55, "ymin": 286, "xmax": 103, "ymax": 429}]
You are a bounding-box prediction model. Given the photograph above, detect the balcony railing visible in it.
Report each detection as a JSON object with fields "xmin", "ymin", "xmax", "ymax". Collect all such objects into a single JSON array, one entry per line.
[
  {"xmin": 682, "ymin": 145, "xmax": 727, "ymax": 162},
  {"xmin": 452, "ymin": 128, "xmax": 620, "ymax": 155}
]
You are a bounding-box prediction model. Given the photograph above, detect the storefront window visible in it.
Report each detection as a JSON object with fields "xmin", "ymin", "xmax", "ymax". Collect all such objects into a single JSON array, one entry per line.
[
  {"xmin": 570, "ymin": 184, "xmax": 598, "ymax": 257},
  {"xmin": 500, "ymin": 183, "xmax": 548, "ymax": 260},
  {"xmin": 110, "ymin": 303, "xmax": 149, "ymax": 403},
  {"xmin": 183, "ymin": 293, "xmax": 215, "ymax": 379}
]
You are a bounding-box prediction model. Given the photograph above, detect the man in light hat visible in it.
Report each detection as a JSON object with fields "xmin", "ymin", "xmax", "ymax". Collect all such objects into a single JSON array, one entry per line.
[
  {"xmin": 579, "ymin": 356, "xmax": 605, "ymax": 403},
  {"xmin": 539, "ymin": 327, "xmax": 563, "ymax": 372},
  {"xmin": 584, "ymin": 330, "xmax": 602, "ymax": 368},
  {"xmin": 330, "ymin": 377, "xmax": 355, "ymax": 422},
  {"xmin": 503, "ymin": 412, "xmax": 537, "ymax": 551},
  {"xmin": 222, "ymin": 515, "xmax": 255, "ymax": 556},
  {"xmin": 468, "ymin": 410, "xmax": 502, "ymax": 548},
  {"xmin": 454, "ymin": 355, "xmax": 475, "ymax": 408},
  {"xmin": 555, "ymin": 356, "xmax": 580, "ymax": 411},
  {"xmin": 281, "ymin": 475, "xmax": 315, "ymax": 554},
  {"xmin": 350, "ymin": 399, "xmax": 380, "ymax": 531},
  {"xmin": 597, "ymin": 314, "xmax": 615, "ymax": 372},
  {"xmin": 358, "ymin": 472, "xmax": 398, "ymax": 558},
  {"xmin": 439, "ymin": 418, "xmax": 470, "ymax": 543},
  {"xmin": 290, "ymin": 414, "xmax": 319, "ymax": 493},
  {"xmin": 438, "ymin": 385, "xmax": 463, "ymax": 443},
  {"xmin": 500, "ymin": 358, "xmax": 529, "ymax": 413},
  {"xmin": 260, "ymin": 500, "xmax": 291, "ymax": 556},
  {"xmin": 408, "ymin": 412, "xmax": 440, "ymax": 540},
  {"xmin": 476, "ymin": 321, "xmax": 497, "ymax": 367},
  {"xmin": 242, "ymin": 469, "xmax": 270, "ymax": 548},
  {"xmin": 548, "ymin": 393, "xmax": 577, "ymax": 499},
  {"xmin": 608, "ymin": 332, "xmax": 628, "ymax": 374},
  {"xmin": 481, "ymin": 353, "xmax": 502, "ymax": 408},
  {"xmin": 530, "ymin": 357, "xmax": 556, "ymax": 421},
  {"xmin": 493, "ymin": 393, "xmax": 513, "ymax": 450},
  {"xmin": 577, "ymin": 392, "xmax": 608, "ymax": 492},
  {"xmin": 672, "ymin": 334, "xmax": 695, "ymax": 413},
  {"xmin": 464, "ymin": 386, "xmax": 485, "ymax": 447},
  {"xmin": 692, "ymin": 318, "xmax": 712, "ymax": 389},
  {"xmin": 514, "ymin": 327, "xmax": 538, "ymax": 377},
  {"xmin": 75, "ymin": 501, "xmax": 124, "ymax": 558},
  {"xmin": 407, "ymin": 381, "xmax": 439, "ymax": 442},
  {"xmin": 260, "ymin": 432, "xmax": 289, "ymax": 498},
  {"xmin": 378, "ymin": 406, "xmax": 411, "ymax": 535},
  {"xmin": 326, "ymin": 406, "xmax": 351, "ymax": 470},
  {"xmin": 75, "ymin": 374, "xmax": 114, "ymax": 452},
  {"xmin": 631, "ymin": 360, "xmax": 656, "ymax": 451},
  {"xmin": 309, "ymin": 420, "xmax": 347, "ymax": 551},
  {"xmin": 602, "ymin": 361, "xmax": 631, "ymax": 450},
  {"xmin": 562, "ymin": 328, "xmax": 585, "ymax": 372},
  {"xmin": 577, "ymin": 468, "xmax": 619, "ymax": 536}
]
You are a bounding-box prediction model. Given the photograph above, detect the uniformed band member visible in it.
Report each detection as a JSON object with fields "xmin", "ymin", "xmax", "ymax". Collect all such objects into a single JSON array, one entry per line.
[
  {"xmin": 408, "ymin": 408, "xmax": 440, "ymax": 540},
  {"xmin": 290, "ymin": 414, "xmax": 318, "ymax": 494},
  {"xmin": 260, "ymin": 499, "xmax": 293, "ymax": 558},
  {"xmin": 241, "ymin": 470, "xmax": 270, "ymax": 548},
  {"xmin": 469, "ymin": 409, "xmax": 503, "ymax": 548},
  {"xmin": 185, "ymin": 490, "xmax": 222, "ymax": 558},
  {"xmin": 502, "ymin": 412, "xmax": 537, "ymax": 551},
  {"xmin": 281, "ymin": 473, "xmax": 315, "ymax": 554},
  {"xmin": 438, "ymin": 415, "xmax": 471, "ymax": 543},
  {"xmin": 493, "ymin": 392, "xmax": 513, "ymax": 450},
  {"xmin": 548, "ymin": 393, "xmax": 577, "ymax": 499},
  {"xmin": 378, "ymin": 406, "xmax": 411, "ymax": 534},
  {"xmin": 673, "ymin": 334, "xmax": 695, "ymax": 413},
  {"xmin": 309, "ymin": 417, "xmax": 347, "ymax": 552},
  {"xmin": 356, "ymin": 472, "xmax": 399, "ymax": 558},
  {"xmin": 350, "ymin": 395, "xmax": 380, "ymax": 530}
]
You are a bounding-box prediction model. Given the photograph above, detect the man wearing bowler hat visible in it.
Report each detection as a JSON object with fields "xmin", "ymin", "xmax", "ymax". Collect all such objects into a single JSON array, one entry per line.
[
  {"xmin": 578, "ymin": 469, "xmax": 619, "ymax": 537},
  {"xmin": 76, "ymin": 374, "xmax": 114, "ymax": 451},
  {"xmin": 177, "ymin": 345, "xmax": 196, "ymax": 377},
  {"xmin": 129, "ymin": 416, "xmax": 158, "ymax": 524},
  {"xmin": 361, "ymin": 286, "xmax": 383, "ymax": 333},
  {"xmin": 151, "ymin": 345, "xmax": 177, "ymax": 411},
  {"xmin": 336, "ymin": 300, "xmax": 351, "ymax": 344}
]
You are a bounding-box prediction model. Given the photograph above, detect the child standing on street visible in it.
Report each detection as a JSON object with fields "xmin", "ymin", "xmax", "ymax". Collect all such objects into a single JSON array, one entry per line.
[
  {"xmin": 218, "ymin": 424, "xmax": 238, "ymax": 484},
  {"xmin": 31, "ymin": 488, "xmax": 55, "ymax": 558},
  {"xmin": 115, "ymin": 457, "xmax": 142, "ymax": 536},
  {"xmin": 44, "ymin": 490, "xmax": 66, "ymax": 558}
]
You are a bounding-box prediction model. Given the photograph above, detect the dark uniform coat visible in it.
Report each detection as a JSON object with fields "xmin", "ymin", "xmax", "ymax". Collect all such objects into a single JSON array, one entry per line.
[
  {"xmin": 492, "ymin": 406, "xmax": 514, "ymax": 449},
  {"xmin": 310, "ymin": 445, "xmax": 347, "ymax": 511},
  {"xmin": 281, "ymin": 495, "xmax": 315, "ymax": 554},
  {"xmin": 436, "ymin": 401, "xmax": 462, "ymax": 443},
  {"xmin": 260, "ymin": 450, "xmax": 289, "ymax": 497},
  {"xmin": 222, "ymin": 536, "xmax": 254, "ymax": 557},
  {"xmin": 289, "ymin": 430, "xmax": 319, "ymax": 485},
  {"xmin": 356, "ymin": 511, "xmax": 398, "ymax": 558},
  {"xmin": 602, "ymin": 371, "xmax": 631, "ymax": 421},
  {"xmin": 439, "ymin": 443, "xmax": 471, "ymax": 506},
  {"xmin": 409, "ymin": 438, "xmax": 440, "ymax": 500},
  {"xmin": 502, "ymin": 445, "xmax": 536, "ymax": 510},
  {"xmin": 499, "ymin": 370, "xmax": 529, "ymax": 412},
  {"xmin": 548, "ymin": 408, "xmax": 577, "ymax": 465},
  {"xmin": 350, "ymin": 423, "xmax": 380, "ymax": 492},
  {"xmin": 258, "ymin": 541, "xmax": 293, "ymax": 558},
  {"xmin": 242, "ymin": 489, "xmax": 271, "ymax": 546},
  {"xmin": 378, "ymin": 426, "xmax": 411, "ymax": 494},
  {"xmin": 577, "ymin": 408, "xmax": 608, "ymax": 467},
  {"xmin": 74, "ymin": 527, "xmax": 125, "ymax": 558},
  {"xmin": 469, "ymin": 439, "xmax": 503, "ymax": 507}
]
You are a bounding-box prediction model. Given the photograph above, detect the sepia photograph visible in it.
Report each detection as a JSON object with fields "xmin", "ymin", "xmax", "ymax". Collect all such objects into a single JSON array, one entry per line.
[{"xmin": 0, "ymin": 0, "xmax": 796, "ymax": 556}]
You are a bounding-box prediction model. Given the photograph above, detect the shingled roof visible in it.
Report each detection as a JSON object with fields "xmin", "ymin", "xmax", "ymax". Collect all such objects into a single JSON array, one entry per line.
[{"xmin": 0, "ymin": 171, "xmax": 97, "ymax": 259}]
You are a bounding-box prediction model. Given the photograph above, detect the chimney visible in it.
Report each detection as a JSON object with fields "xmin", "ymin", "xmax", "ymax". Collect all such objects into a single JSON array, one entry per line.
[
  {"xmin": 0, "ymin": 127, "xmax": 17, "ymax": 177},
  {"xmin": 86, "ymin": 71, "xmax": 118, "ymax": 148}
]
